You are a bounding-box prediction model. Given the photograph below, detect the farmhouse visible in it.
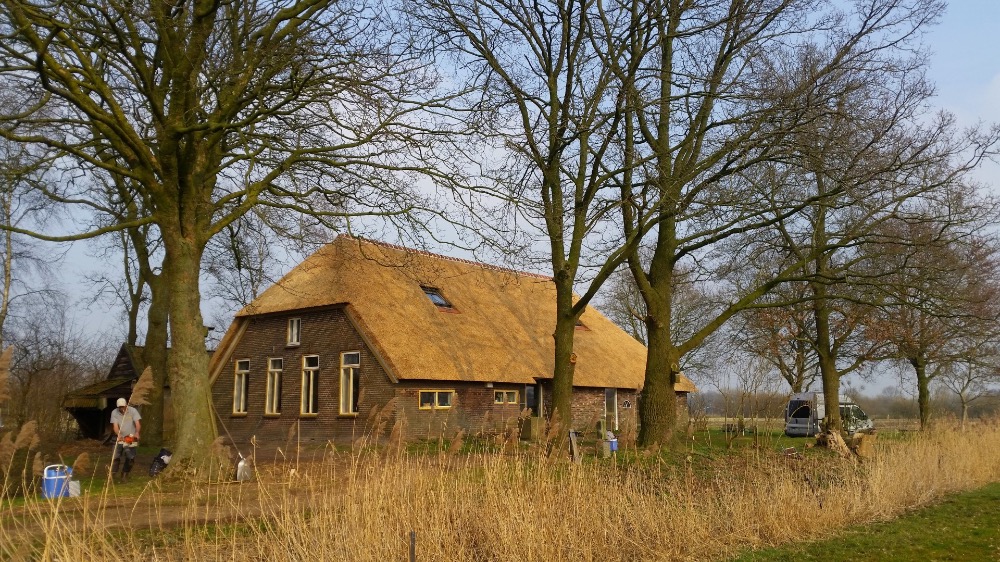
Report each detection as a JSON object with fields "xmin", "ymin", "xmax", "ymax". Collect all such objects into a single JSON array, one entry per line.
[{"xmin": 209, "ymin": 235, "xmax": 695, "ymax": 446}]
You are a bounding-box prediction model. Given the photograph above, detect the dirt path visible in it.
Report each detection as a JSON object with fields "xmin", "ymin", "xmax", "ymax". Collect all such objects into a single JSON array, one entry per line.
[{"xmin": 4, "ymin": 440, "xmax": 283, "ymax": 536}]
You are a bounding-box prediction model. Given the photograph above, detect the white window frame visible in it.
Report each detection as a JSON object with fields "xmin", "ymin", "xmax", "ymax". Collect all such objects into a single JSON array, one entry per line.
[
  {"xmin": 605, "ymin": 388, "xmax": 619, "ymax": 431},
  {"xmin": 233, "ymin": 359, "xmax": 250, "ymax": 414},
  {"xmin": 418, "ymin": 390, "xmax": 455, "ymax": 410},
  {"xmin": 340, "ymin": 352, "xmax": 361, "ymax": 415},
  {"xmin": 287, "ymin": 318, "xmax": 301, "ymax": 346},
  {"xmin": 301, "ymin": 355, "xmax": 319, "ymax": 415},
  {"xmin": 265, "ymin": 358, "xmax": 282, "ymax": 415}
]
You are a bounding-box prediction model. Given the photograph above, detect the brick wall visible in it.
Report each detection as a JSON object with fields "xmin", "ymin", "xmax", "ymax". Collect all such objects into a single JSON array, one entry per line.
[
  {"xmin": 394, "ymin": 381, "xmax": 529, "ymax": 440},
  {"xmin": 211, "ymin": 306, "xmax": 693, "ymax": 448},
  {"xmin": 211, "ymin": 306, "xmax": 396, "ymax": 452}
]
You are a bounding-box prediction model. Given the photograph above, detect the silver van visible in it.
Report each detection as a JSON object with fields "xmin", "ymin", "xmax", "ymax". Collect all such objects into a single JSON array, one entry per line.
[{"xmin": 784, "ymin": 392, "xmax": 873, "ymax": 436}]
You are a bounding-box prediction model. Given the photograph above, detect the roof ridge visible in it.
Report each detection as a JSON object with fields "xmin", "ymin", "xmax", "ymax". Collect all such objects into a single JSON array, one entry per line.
[{"xmin": 338, "ymin": 234, "xmax": 553, "ymax": 281}]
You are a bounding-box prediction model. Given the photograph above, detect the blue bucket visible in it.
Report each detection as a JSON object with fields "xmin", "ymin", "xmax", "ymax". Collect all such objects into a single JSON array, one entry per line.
[{"xmin": 42, "ymin": 465, "xmax": 72, "ymax": 499}]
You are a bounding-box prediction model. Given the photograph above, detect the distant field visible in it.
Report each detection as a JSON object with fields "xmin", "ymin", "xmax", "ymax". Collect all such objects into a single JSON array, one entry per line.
[{"xmin": 700, "ymin": 416, "xmax": 921, "ymax": 433}]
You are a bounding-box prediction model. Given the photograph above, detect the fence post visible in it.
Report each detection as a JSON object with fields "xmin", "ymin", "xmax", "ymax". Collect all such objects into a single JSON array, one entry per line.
[{"xmin": 409, "ymin": 530, "xmax": 416, "ymax": 562}]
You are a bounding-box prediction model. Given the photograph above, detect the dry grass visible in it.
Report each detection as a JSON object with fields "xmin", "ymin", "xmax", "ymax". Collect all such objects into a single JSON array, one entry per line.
[{"xmin": 2, "ymin": 419, "xmax": 999, "ymax": 561}]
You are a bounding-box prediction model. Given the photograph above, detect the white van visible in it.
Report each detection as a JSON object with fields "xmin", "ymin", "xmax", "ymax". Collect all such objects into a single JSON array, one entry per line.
[{"xmin": 784, "ymin": 392, "xmax": 873, "ymax": 436}]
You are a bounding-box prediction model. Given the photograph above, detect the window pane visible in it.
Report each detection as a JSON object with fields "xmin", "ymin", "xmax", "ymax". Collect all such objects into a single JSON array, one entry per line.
[
  {"xmin": 266, "ymin": 372, "xmax": 281, "ymax": 414},
  {"xmin": 311, "ymin": 374, "xmax": 319, "ymax": 413},
  {"xmin": 436, "ymin": 392, "xmax": 452, "ymax": 408},
  {"xmin": 234, "ymin": 373, "xmax": 247, "ymax": 413},
  {"xmin": 341, "ymin": 369, "xmax": 349, "ymax": 412},
  {"xmin": 270, "ymin": 358, "xmax": 283, "ymax": 370},
  {"xmin": 301, "ymin": 374, "xmax": 307, "ymax": 412},
  {"xmin": 505, "ymin": 391, "xmax": 517, "ymax": 403},
  {"xmin": 351, "ymin": 369, "xmax": 360, "ymax": 413},
  {"xmin": 340, "ymin": 367, "xmax": 359, "ymax": 414},
  {"xmin": 422, "ymin": 287, "xmax": 452, "ymax": 308},
  {"xmin": 419, "ymin": 391, "xmax": 434, "ymax": 409},
  {"xmin": 237, "ymin": 360, "xmax": 250, "ymax": 371},
  {"xmin": 305, "ymin": 356, "xmax": 319, "ymax": 368},
  {"xmin": 343, "ymin": 352, "xmax": 360, "ymax": 366},
  {"xmin": 494, "ymin": 391, "xmax": 503, "ymax": 404},
  {"xmin": 302, "ymin": 368, "xmax": 319, "ymax": 415}
]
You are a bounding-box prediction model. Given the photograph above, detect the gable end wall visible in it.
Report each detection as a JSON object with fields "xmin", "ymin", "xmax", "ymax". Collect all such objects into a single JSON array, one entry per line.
[{"xmin": 211, "ymin": 307, "xmax": 396, "ymax": 451}]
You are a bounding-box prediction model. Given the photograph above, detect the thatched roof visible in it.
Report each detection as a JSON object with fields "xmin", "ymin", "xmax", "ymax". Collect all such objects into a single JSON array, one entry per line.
[{"xmin": 229, "ymin": 236, "xmax": 695, "ymax": 392}]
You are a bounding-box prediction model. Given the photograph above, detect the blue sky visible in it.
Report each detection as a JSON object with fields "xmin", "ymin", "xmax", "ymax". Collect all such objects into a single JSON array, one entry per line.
[{"xmin": 926, "ymin": 1, "xmax": 1000, "ymax": 185}]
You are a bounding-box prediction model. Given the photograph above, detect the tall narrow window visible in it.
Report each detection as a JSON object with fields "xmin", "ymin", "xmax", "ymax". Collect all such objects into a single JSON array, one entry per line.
[
  {"xmin": 605, "ymin": 388, "xmax": 618, "ymax": 431},
  {"xmin": 233, "ymin": 360, "xmax": 250, "ymax": 414},
  {"xmin": 340, "ymin": 352, "xmax": 360, "ymax": 415},
  {"xmin": 301, "ymin": 355, "xmax": 319, "ymax": 415},
  {"xmin": 265, "ymin": 358, "xmax": 283, "ymax": 415},
  {"xmin": 287, "ymin": 318, "xmax": 301, "ymax": 346}
]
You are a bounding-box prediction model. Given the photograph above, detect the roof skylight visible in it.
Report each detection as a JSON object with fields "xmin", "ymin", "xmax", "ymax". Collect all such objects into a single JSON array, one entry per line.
[{"xmin": 422, "ymin": 286, "xmax": 452, "ymax": 309}]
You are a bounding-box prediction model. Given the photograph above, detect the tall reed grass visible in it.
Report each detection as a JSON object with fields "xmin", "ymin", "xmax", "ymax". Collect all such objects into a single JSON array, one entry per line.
[{"xmin": 3, "ymin": 419, "xmax": 999, "ymax": 561}]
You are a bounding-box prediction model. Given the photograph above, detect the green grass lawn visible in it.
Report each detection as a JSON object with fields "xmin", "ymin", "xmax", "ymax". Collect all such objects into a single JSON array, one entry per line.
[{"xmin": 731, "ymin": 482, "xmax": 1000, "ymax": 561}]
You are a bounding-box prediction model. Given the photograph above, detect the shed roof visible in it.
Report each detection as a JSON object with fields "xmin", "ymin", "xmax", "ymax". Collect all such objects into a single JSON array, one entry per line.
[
  {"xmin": 62, "ymin": 377, "xmax": 133, "ymax": 409},
  {"xmin": 232, "ymin": 236, "xmax": 695, "ymax": 392}
]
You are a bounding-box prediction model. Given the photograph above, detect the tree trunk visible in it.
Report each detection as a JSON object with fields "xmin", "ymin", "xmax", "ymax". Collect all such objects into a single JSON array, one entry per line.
[
  {"xmin": 140, "ymin": 273, "xmax": 169, "ymax": 447},
  {"xmin": 550, "ymin": 276, "xmax": 578, "ymax": 431},
  {"xmin": 632, "ymin": 216, "xmax": 680, "ymax": 448},
  {"xmin": 813, "ymin": 280, "xmax": 842, "ymax": 432},
  {"xmin": 0, "ymin": 188, "xmax": 13, "ymax": 351},
  {"xmin": 637, "ymin": 319, "xmax": 678, "ymax": 446},
  {"xmin": 911, "ymin": 355, "xmax": 931, "ymax": 430},
  {"xmin": 161, "ymin": 232, "xmax": 217, "ymax": 476}
]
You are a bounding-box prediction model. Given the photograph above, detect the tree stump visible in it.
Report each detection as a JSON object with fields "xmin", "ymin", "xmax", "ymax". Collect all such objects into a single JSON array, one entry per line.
[{"xmin": 816, "ymin": 430, "xmax": 854, "ymax": 459}]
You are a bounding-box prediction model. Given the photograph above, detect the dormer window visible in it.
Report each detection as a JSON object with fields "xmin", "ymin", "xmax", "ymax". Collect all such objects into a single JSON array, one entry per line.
[{"xmin": 422, "ymin": 286, "xmax": 452, "ymax": 309}]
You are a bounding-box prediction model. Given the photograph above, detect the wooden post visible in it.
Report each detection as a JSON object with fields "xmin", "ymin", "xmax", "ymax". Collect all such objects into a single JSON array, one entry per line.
[
  {"xmin": 569, "ymin": 430, "xmax": 581, "ymax": 463},
  {"xmin": 409, "ymin": 530, "xmax": 416, "ymax": 562}
]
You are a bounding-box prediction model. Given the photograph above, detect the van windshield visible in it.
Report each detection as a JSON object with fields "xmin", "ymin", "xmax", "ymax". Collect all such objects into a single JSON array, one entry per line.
[
  {"xmin": 840, "ymin": 404, "xmax": 869, "ymax": 421},
  {"xmin": 788, "ymin": 400, "xmax": 811, "ymax": 419}
]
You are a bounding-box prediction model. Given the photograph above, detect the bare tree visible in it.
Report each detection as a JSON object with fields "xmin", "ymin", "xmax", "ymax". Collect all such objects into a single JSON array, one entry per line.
[
  {"xmin": 408, "ymin": 0, "xmax": 647, "ymax": 426},
  {"xmin": 204, "ymin": 206, "xmax": 330, "ymax": 317},
  {"xmin": 868, "ymin": 216, "xmax": 1000, "ymax": 429},
  {"xmin": 6, "ymin": 293, "xmax": 113, "ymax": 440},
  {"xmin": 939, "ymin": 359, "xmax": 1000, "ymax": 430},
  {"xmin": 599, "ymin": 252, "xmax": 723, "ymax": 374},
  {"xmin": 0, "ymin": 0, "xmax": 451, "ymax": 473},
  {"xmin": 83, "ymin": 228, "xmax": 149, "ymax": 349},
  {"xmin": 0, "ymin": 135, "xmax": 61, "ymax": 352},
  {"xmin": 607, "ymin": 0, "xmax": 965, "ymax": 444},
  {"xmin": 730, "ymin": 282, "xmax": 819, "ymax": 393}
]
